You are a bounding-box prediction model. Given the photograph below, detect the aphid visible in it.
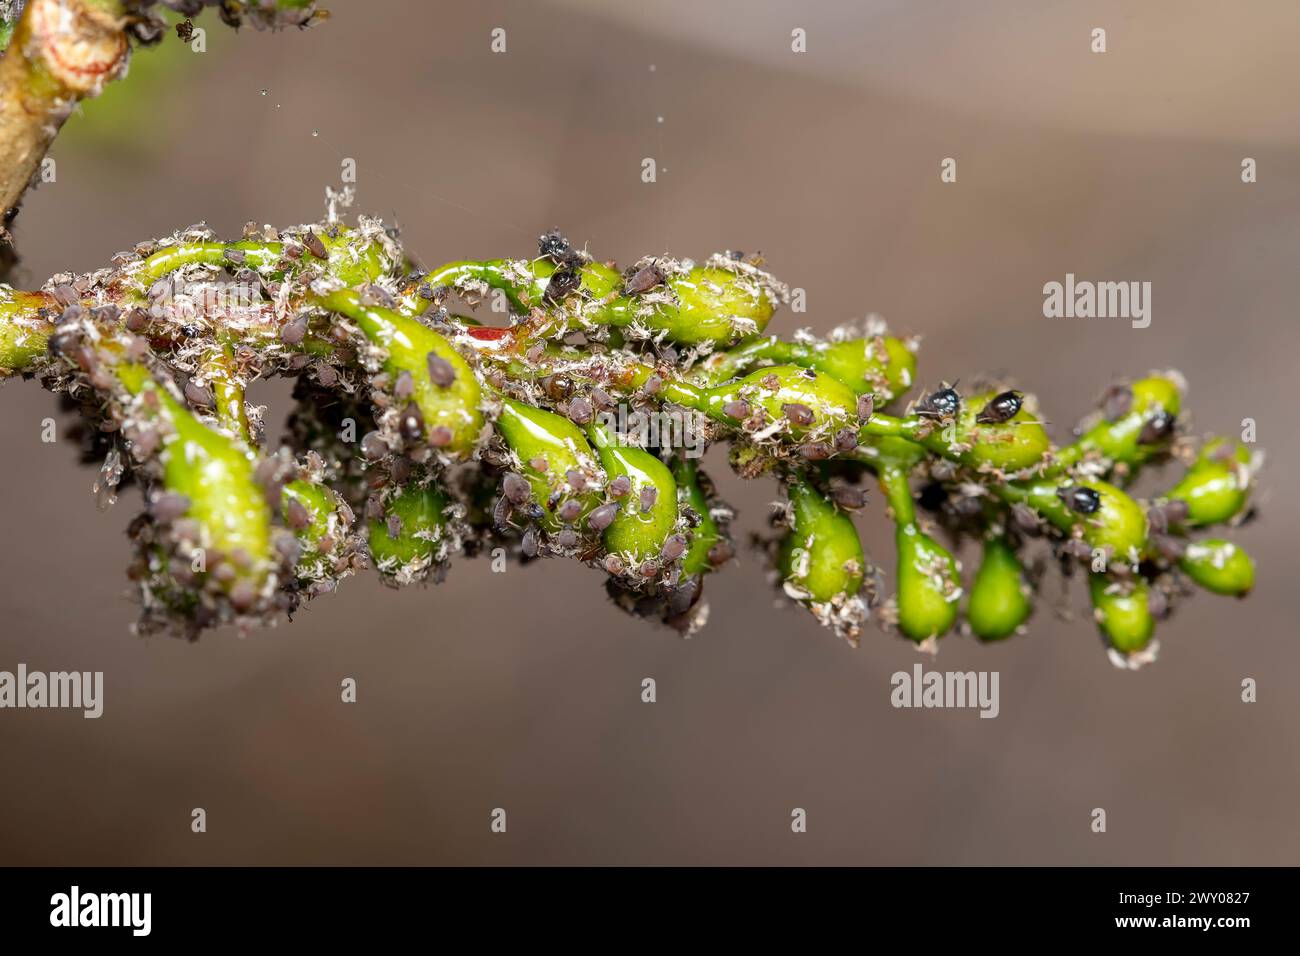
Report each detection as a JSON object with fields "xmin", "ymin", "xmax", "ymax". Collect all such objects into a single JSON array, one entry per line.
[
  {"xmin": 639, "ymin": 485, "xmax": 658, "ymax": 512},
  {"xmin": 1057, "ymin": 485, "xmax": 1102, "ymax": 515},
  {"xmin": 608, "ymin": 475, "xmax": 632, "ymax": 498},
  {"xmin": 831, "ymin": 485, "xmax": 866, "ymax": 510},
  {"xmin": 643, "ymin": 374, "xmax": 663, "ymax": 395},
  {"xmin": 856, "ymin": 394, "xmax": 874, "ymax": 421},
  {"xmin": 556, "ymin": 528, "xmax": 578, "ymax": 549},
  {"xmin": 279, "ymin": 313, "xmax": 310, "ymax": 345},
  {"xmin": 125, "ymin": 308, "xmax": 150, "ymax": 333},
  {"xmin": 722, "ymin": 399, "xmax": 750, "ymax": 420},
  {"xmin": 57, "ymin": 305, "xmax": 84, "ymax": 326},
  {"xmin": 302, "ymin": 230, "xmax": 328, "ymax": 260},
  {"xmin": 316, "ymin": 363, "xmax": 338, "ymax": 388},
  {"xmin": 661, "ymin": 535, "xmax": 687, "ymax": 562},
  {"xmin": 389, "ymin": 456, "xmax": 413, "ymax": 485},
  {"xmin": 624, "ymin": 264, "xmax": 664, "ymax": 295},
  {"xmin": 529, "ymin": 456, "xmax": 548, "ymax": 473},
  {"xmin": 285, "ymin": 498, "xmax": 311, "ymax": 531},
  {"xmin": 386, "ymin": 514, "xmax": 403, "ymax": 539},
  {"xmin": 976, "ymin": 390, "xmax": 1023, "ymax": 425},
  {"xmin": 224, "ymin": 247, "xmax": 245, "ymax": 266},
  {"xmin": 184, "ymin": 380, "xmax": 215, "ymax": 408},
  {"xmin": 1061, "ymin": 538, "xmax": 1093, "ymax": 562},
  {"xmin": 591, "ymin": 388, "xmax": 614, "ymax": 411},
  {"xmin": 799, "ymin": 442, "xmax": 833, "ymax": 461},
  {"xmin": 544, "ymin": 266, "xmax": 581, "ymax": 303},
  {"xmin": 428, "ymin": 426, "xmax": 453, "ymax": 448},
  {"xmin": 639, "ymin": 560, "xmax": 660, "ymax": 578},
  {"xmin": 707, "ymin": 539, "xmax": 734, "ymax": 566},
  {"xmin": 566, "ymin": 469, "xmax": 587, "ymax": 492},
  {"xmin": 398, "ymin": 403, "xmax": 425, "ymax": 442},
  {"xmin": 587, "ymin": 503, "xmax": 619, "ymax": 531},
  {"xmin": 1160, "ymin": 498, "xmax": 1190, "ymax": 524},
  {"xmin": 52, "ymin": 285, "xmax": 79, "ymax": 307},
  {"xmin": 150, "ymin": 492, "xmax": 191, "ymax": 524},
  {"xmin": 557, "ymin": 499, "xmax": 583, "ymax": 523},
  {"xmin": 521, "ymin": 527, "xmax": 540, "ymax": 558},
  {"xmin": 1137, "ymin": 409, "xmax": 1175, "ymax": 445},
  {"xmin": 229, "ymin": 581, "xmax": 259, "ymax": 614},
  {"xmin": 502, "ymin": 473, "xmax": 532, "ymax": 506},
  {"xmin": 1101, "ymin": 383, "xmax": 1134, "ymax": 421},
  {"xmin": 1147, "ymin": 588, "xmax": 1170, "ymax": 619},
  {"xmin": 1150, "ymin": 533, "xmax": 1186, "ymax": 561},
  {"xmin": 916, "ymin": 386, "xmax": 961, "ymax": 420},
  {"xmin": 567, "ymin": 397, "xmax": 594, "ymax": 425},
  {"xmin": 538, "ymin": 229, "xmax": 572, "ymax": 261},
  {"xmin": 360, "ymin": 432, "xmax": 390, "ymax": 461},
  {"xmin": 603, "ymin": 553, "xmax": 625, "ymax": 575},
  {"xmin": 1011, "ymin": 502, "xmax": 1042, "ymax": 534},
  {"xmin": 782, "ymin": 403, "xmax": 815, "ymax": 426},
  {"xmin": 393, "ymin": 371, "xmax": 415, "ymax": 400},
  {"xmin": 834, "ymin": 429, "xmax": 858, "ymax": 453},
  {"xmin": 364, "ymin": 496, "xmax": 385, "ymax": 522},
  {"xmin": 426, "ymin": 353, "xmax": 456, "ymax": 388},
  {"xmin": 492, "ymin": 494, "xmax": 514, "ymax": 532}
]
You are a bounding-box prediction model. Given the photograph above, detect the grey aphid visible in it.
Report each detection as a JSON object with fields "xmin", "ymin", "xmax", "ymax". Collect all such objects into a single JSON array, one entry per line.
[
  {"xmin": 302, "ymin": 230, "xmax": 328, "ymax": 259},
  {"xmin": 361, "ymin": 432, "xmax": 390, "ymax": 461},
  {"xmin": 661, "ymin": 535, "xmax": 687, "ymax": 562},
  {"xmin": 567, "ymin": 397, "xmax": 593, "ymax": 425},
  {"xmin": 782, "ymin": 403, "xmax": 815, "ymax": 426},
  {"xmin": 608, "ymin": 475, "xmax": 632, "ymax": 498},
  {"xmin": 184, "ymin": 380, "xmax": 215, "ymax": 408},
  {"xmin": 799, "ymin": 442, "xmax": 833, "ymax": 461},
  {"xmin": 151, "ymin": 492, "xmax": 191, "ymax": 524},
  {"xmin": 639, "ymin": 485, "xmax": 657, "ymax": 512},
  {"xmin": 587, "ymin": 502, "xmax": 619, "ymax": 531},
  {"xmin": 426, "ymin": 353, "xmax": 456, "ymax": 387},
  {"xmin": 502, "ymin": 473, "xmax": 532, "ymax": 506},
  {"xmin": 280, "ymin": 313, "xmax": 309, "ymax": 345},
  {"xmin": 722, "ymin": 399, "xmax": 750, "ymax": 420}
]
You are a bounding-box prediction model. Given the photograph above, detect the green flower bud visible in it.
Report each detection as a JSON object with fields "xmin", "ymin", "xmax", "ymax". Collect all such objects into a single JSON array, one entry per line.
[
  {"xmin": 1014, "ymin": 478, "xmax": 1148, "ymax": 559},
  {"xmin": 777, "ymin": 481, "xmax": 865, "ymax": 605},
  {"xmin": 703, "ymin": 365, "xmax": 857, "ymax": 436},
  {"xmin": 0, "ymin": 288, "xmax": 53, "ymax": 373},
  {"xmin": 1166, "ymin": 439, "xmax": 1254, "ymax": 527},
  {"xmin": 281, "ymin": 479, "xmax": 353, "ymax": 582},
  {"xmin": 367, "ymin": 482, "xmax": 450, "ymax": 584},
  {"xmin": 1179, "ymin": 539, "xmax": 1254, "ymax": 596},
  {"xmin": 1066, "ymin": 374, "xmax": 1182, "ymax": 469},
  {"xmin": 674, "ymin": 458, "xmax": 723, "ymax": 577},
  {"xmin": 693, "ymin": 335, "xmax": 916, "ymax": 402},
  {"xmin": 895, "ymin": 523, "xmax": 961, "ymax": 642},
  {"xmin": 495, "ymin": 398, "xmax": 600, "ymax": 530},
  {"xmin": 117, "ymin": 363, "xmax": 274, "ymax": 593},
  {"xmin": 967, "ymin": 536, "xmax": 1032, "ymax": 641},
  {"xmin": 1089, "ymin": 574, "xmax": 1155, "ymax": 654},
  {"xmin": 424, "ymin": 258, "xmax": 777, "ymax": 347},
  {"xmin": 322, "ymin": 290, "xmax": 483, "ymax": 457},
  {"xmin": 790, "ymin": 335, "xmax": 916, "ymax": 400},
  {"xmin": 930, "ymin": 390, "xmax": 1050, "ymax": 473},
  {"xmin": 587, "ymin": 424, "xmax": 678, "ymax": 561}
]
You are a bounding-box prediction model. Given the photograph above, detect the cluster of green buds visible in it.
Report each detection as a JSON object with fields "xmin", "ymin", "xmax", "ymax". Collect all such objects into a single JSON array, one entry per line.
[{"xmin": 0, "ymin": 218, "xmax": 1260, "ymax": 665}]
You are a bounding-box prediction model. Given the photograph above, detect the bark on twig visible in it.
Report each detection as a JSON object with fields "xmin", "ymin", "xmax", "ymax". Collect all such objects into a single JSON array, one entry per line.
[{"xmin": 0, "ymin": 0, "xmax": 129, "ymax": 232}]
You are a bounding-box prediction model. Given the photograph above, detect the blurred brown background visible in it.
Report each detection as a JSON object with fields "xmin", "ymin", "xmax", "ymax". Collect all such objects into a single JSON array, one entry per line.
[{"xmin": 1, "ymin": 0, "xmax": 1297, "ymax": 865}]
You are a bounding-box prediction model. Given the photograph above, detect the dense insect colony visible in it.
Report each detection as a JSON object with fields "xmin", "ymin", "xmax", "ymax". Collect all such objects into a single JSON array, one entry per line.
[{"xmin": 0, "ymin": 218, "xmax": 1260, "ymax": 666}]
